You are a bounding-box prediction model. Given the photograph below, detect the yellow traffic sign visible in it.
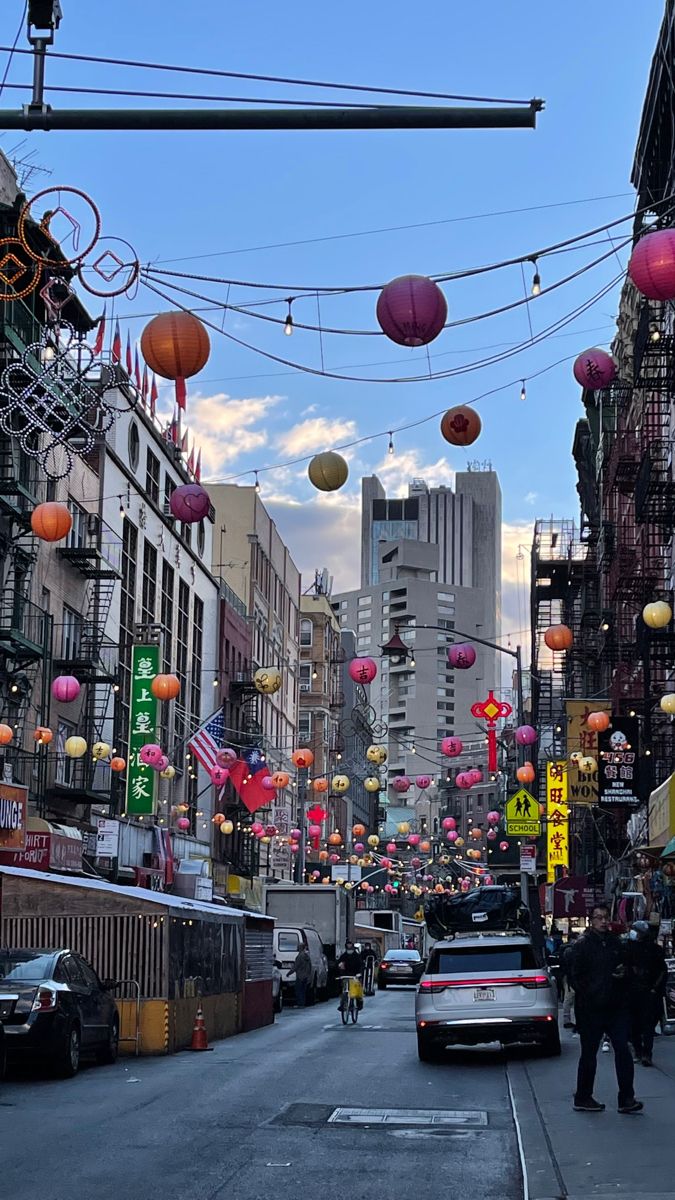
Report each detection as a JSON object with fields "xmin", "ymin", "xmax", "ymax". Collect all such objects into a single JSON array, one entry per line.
[{"xmin": 505, "ymin": 788, "xmax": 541, "ymax": 836}]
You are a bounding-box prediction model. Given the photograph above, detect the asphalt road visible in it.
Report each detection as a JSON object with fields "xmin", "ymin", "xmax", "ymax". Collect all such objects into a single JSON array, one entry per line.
[{"xmin": 0, "ymin": 987, "xmax": 523, "ymax": 1200}]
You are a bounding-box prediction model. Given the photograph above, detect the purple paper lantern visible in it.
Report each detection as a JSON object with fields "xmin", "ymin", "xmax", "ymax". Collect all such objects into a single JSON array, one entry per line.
[
  {"xmin": 448, "ymin": 643, "xmax": 477, "ymax": 670},
  {"xmin": 152, "ymin": 754, "xmax": 170, "ymax": 773},
  {"xmin": 515, "ymin": 724, "xmax": 538, "ymax": 746},
  {"xmin": 329, "ymin": 853, "xmax": 340, "ymax": 865},
  {"xmin": 392, "ymin": 775, "xmax": 411, "ymax": 793},
  {"xmin": 290, "ymin": 828, "xmax": 301, "ymax": 841},
  {"xmin": 572, "ymin": 348, "xmax": 617, "ymax": 391},
  {"xmin": 487, "ymin": 810, "xmax": 500, "ymax": 825},
  {"xmin": 442, "ymin": 816, "xmax": 456, "ymax": 831},
  {"xmin": 170, "ymin": 483, "xmax": 211, "ymax": 524},
  {"xmin": 210, "ymin": 765, "xmax": 230, "ymax": 788},
  {"xmin": 447, "ymin": 830, "xmax": 458, "ymax": 842},
  {"xmin": 216, "ymin": 747, "xmax": 237, "ymax": 767},
  {"xmin": 441, "ymin": 736, "xmax": 463, "ymax": 758},
  {"xmin": 139, "ymin": 742, "xmax": 163, "ymax": 766},
  {"xmin": 348, "ymin": 656, "xmax": 377, "ymax": 685},
  {"xmin": 51, "ymin": 674, "xmax": 81, "ymax": 703},
  {"xmin": 628, "ymin": 229, "xmax": 675, "ymax": 301},
  {"xmin": 354, "ymin": 842, "xmax": 365, "ymax": 853},
  {"xmin": 415, "ymin": 775, "xmax": 432, "ymax": 789},
  {"xmin": 377, "ymin": 274, "xmax": 447, "ymax": 347},
  {"xmin": 261, "ymin": 775, "xmax": 277, "ymax": 791}
]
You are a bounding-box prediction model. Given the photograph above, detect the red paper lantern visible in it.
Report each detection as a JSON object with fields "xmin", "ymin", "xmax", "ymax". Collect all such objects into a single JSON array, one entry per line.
[
  {"xmin": 150, "ymin": 673, "xmax": 181, "ymax": 701},
  {"xmin": 376, "ymin": 274, "xmax": 447, "ymax": 347},
  {"xmin": 572, "ymin": 348, "xmax": 616, "ymax": 390},
  {"xmin": 440, "ymin": 405, "xmax": 482, "ymax": 447},
  {"xmin": 386, "ymin": 842, "xmax": 397, "ymax": 854},
  {"xmin": 628, "ymin": 229, "xmax": 675, "ymax": 301},
  {"xmin": 170, "ymin": 483, "xmax": 210, "ymax": 524},
  {"xmin": 442, "ymin": 816, "xmax": 456, "ymax": 831},
  {"xmin": 499, "ymin": 841, "xmax": 509, "ymax": 852},
  {"xmin": 348, "ymin": 657, "xmax": 377, "ymax": 684},
  {"xmin": 176, "ymin": 816, "xmax": 191, "ymax": 831},
  {"xmin": 31, "ymin": 501, "xmax": 72, "ymax": 542},
  {"xmin": 140, "ymin": 310, "xmax": 210, "ymax": 407},
  {"xmin": 352, "ymin": 823, "xmax": 366, "ymax": 838},
  {"xmin": 587, "ymin": 711, "xmax": 610, "ymax": 732},
  {"xmin": 415, "ymin": 775, "xmax": 432, "ymax": 789},
  {"xmin": 392, "ymin": 776, "xmax": 411, "ymax": 793},
  {"xmin": 448, "ymin": 643, "xmax": 476, "ymax": 669},
  {"xmin": 308, "ymin": 824, "xmax": 322, "ymax": 839},
  {"xmin": 441, "ymin": 736, "xmax": 463, "ymax": 758},
  {"xmin": 517, "ymin": 762, "xmax": 536, "ymax": 784}
]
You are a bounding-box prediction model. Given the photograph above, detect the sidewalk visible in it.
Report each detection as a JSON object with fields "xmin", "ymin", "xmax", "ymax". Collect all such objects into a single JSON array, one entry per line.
[{"xmin": 509, "ymin": 1024, "xmax": 675, "ymax": 1199}]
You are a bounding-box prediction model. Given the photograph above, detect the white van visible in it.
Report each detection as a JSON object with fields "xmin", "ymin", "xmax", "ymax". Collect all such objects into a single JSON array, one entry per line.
[{"xmin": 274, "ymin": 925, "xmax": 328, "ymax": 1001}]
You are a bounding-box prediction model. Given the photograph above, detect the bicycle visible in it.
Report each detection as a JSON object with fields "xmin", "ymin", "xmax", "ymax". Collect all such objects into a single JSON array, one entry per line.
[{"xmin": 337, "ymin": 975, "xmax": 363, "ymax": 1024}]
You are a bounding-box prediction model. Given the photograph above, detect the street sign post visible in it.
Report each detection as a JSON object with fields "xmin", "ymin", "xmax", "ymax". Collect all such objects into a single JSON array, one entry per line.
[
  {"xmin": 519, "ymin": 845, "xmax": 537, "ymax": 875},
  {"xmin": 505, "ymin": 789, "xmax": 541, "ymax": 837}
]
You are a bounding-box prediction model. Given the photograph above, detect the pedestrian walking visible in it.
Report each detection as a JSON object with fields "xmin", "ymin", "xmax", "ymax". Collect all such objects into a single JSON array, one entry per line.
[
  {"xmin": 288, "ymin": 945, "xmax": 312, "ymax": 1007},
  {"xmin": 568, "ymin": 903, "xmax": 643, "ymax": 1114},
  {"xmin": 625, "ymin": 920, "xmax": 667, "ymax": 1067}
]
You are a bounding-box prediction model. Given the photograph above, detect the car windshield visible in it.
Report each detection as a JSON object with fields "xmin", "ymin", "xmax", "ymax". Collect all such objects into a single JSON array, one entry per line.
[
  {"xmin": 385, "ymin": 950, "xmax": 421, "ymax": 961},
  {"xmin": 429, "ymin": 945, "xmax": 537, "ymax": 973},
  {"xmin": 278, "ymin": 932, "xmax": 301, "ymax": 952},
  {"xmin": 0, "ymin": 951, "xmax": 56, "ymax": 982}
]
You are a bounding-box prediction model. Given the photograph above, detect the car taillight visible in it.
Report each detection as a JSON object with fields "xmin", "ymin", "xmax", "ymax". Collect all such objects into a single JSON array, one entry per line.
[
  {"xmin": 522, "ymin": 975, "xmax": 551, "ymax": 990},
  {"xmin": 31, "ymin": 985, "xmax": 57, "ymax": 1012},
  {"xmin": 380, "ymin": 963, "xmax": 389, "ymax": 969},
  {"xmin": 419, "ymin": 981, "xmax": 447, "ymax": 994}
]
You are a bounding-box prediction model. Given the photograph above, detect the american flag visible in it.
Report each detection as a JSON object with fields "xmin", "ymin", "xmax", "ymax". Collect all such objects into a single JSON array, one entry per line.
[{"xmin": 187, "ymin": 709, "xmax": 226, "ymax": 773}]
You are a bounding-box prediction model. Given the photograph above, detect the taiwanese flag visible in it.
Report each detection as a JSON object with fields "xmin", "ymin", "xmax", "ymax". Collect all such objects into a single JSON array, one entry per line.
[
  {"xmin": 134, "ymin": 347, "xmax": 141, "ymax": 391},
  {"xmin": 150, "ymin": 374, "xmax": 158, "ymax": 418},
  {"xmin": 112, "ymin": 318, "xmax": 122, "ymax": 364},
  {"xmin": 187, "ymin": 445, "xmax": 195, "ymax": 476},
  {"xmin": 229, "ymin": 747, "xmax": 271, "ymax": 814},
  {"xmin": 125, "ymin": 331, "xmax": 133, "ymax": 375},
  {"xmin": 93, "ymin": 307, "xmax": 106, "ymax": 356},
  {"xmin": 141, "ymin": 365, "xmax": 149, "ymax": 408}
]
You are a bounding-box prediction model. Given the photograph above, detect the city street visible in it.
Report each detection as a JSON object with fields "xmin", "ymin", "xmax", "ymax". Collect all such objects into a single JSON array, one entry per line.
[{"xmin": 2, "ymin": 988, "xmax": 674, "ymax": 1200}]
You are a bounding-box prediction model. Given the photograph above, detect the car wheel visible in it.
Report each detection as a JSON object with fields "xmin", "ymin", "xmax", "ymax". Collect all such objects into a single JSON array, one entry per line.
[
  {"xmin": 97, "ymin": 1017, "xmax": 120, "ymax": 1065},
  {"xmin": 417, "ymin": 1033, "xmax": 440, "ymax": 1063},
  {"xmin": 55, "ymin": 1023, "xmax": 81, "ymax": 1078},
  {"xmin": 538, "ymin": 1027, "xmax": 562, "ymax": 1057}
]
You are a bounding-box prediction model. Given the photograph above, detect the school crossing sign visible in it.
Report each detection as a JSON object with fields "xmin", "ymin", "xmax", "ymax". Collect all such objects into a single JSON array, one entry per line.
[{"xmin": 505, "ymin": 788, "xmax": 541, "ymax": 837}]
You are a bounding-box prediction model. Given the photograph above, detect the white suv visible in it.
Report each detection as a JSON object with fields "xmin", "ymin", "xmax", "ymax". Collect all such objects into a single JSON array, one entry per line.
[{"xmin": 415, "ymin": 932, "xmax": 560, "ymax": 1061}]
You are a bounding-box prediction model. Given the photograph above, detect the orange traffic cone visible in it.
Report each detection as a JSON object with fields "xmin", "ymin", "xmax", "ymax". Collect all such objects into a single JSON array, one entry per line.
[{"xmin": 190, "ymin": 1004, "xmax": 210, "ymax": 1051}]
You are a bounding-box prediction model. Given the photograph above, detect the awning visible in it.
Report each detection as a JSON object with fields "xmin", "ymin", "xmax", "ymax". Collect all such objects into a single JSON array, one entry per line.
[{"xmin": 661, "ymin": 837, "xmax": 675, "ymax": 859}]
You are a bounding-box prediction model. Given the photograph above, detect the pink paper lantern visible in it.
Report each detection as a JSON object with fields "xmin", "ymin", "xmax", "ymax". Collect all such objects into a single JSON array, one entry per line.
[
  {"xmin": 456, "ymin": 772, "xmax": 472, "ymax": 789},
  {"xmin": 484, "ymin": 875, "xmax": 494, "ymax": 885},
  {"xmin": 210, "ymin": 765, "xmax": 230, "ymax": 787},
  {"xmin": 51, "ymin": 674, "xmax": 81, "ymax": 703},
  {"xmin": 384, "ymin": 883, "xmax": 395, "ymax": 894},
  {"xmin": 628, "ymin": 229, "xmax": 675, "ymax": 301},
  {"xmin": 442, "ymin": 816, "xmax": 456, "ymax": 831},
  {"xmin": 407, "ymin": 833, "xmax": 421, "ymax": 846},
  {"xmin": 411, "ymin": 856, "xmax": 422, "ymax": 868},
  {"xmin": 251, "ymin": 820, "xmax": 264, "ymax": 835},
  {"xmin": 380, "ymin": 857, "xmax": 392, "ymax": 869},
  {"xmin": 441, "ymin": 736, "xmax": 463, "ymax": 758},
  {"xmin": 139, "ymin": 743, "xmax": 163, "ymax": 766},
  {"xmin": 290, "ymin": 828, "xmax": 301, "ymax": 840},
  {"xmin": 487, "ymin": 828, "xmax": 497, "ymax": 841},
  {"xmin": 290, "ymin": 843, "xmax": 300, "ymax": 854},
  {"xmin": 261, "ymin": 776, "xmax": 277, "ymax": 791},
  {"xmin": 487, "ymin": 810, "xmax": 500, "ymax": 825},
  {"xmin": 153, "ymin": 754, "xmax": 170, "ymax": 773},
  {"xmin": 447, "ymin": 830, "xmax": 458, "ymax": 842},
  {"xmin": 329, "ymin": 853, "xmax": 340, "ymax": 865},
  {"xmin": 354, "ymin": 841, "xmax": 364, "ymax": 853},
  {"xmin": 311, "ymin": 870, "xmax": 321, "ymax": 879},
  {"xmin": 376, "ymin": 274, "xmax": 447, "ymax": 347},
  {"xmin": 415, "ymin": 775, "xmax": 432, "ymax": 789},
  {"xmin": 499, "ymin": 840, "xmax": 509, "ymax": 852},
  {"xmin": 176, "ymin": 817, "xmax": 190, "ymax": 830},
  {"xmin": 572, "ymin": 348, "xmax": 617, "ymax": 390},
  {"xmin": 392, "ymin": 775, "xmax": 411, "ymax": 793},
  {"xmin": 447, "ymin": 643, "xmax": 476, "ymax": 670},
  {"xmin": 308, "ymin": 824, "xmax": 322, "ymax": 839},
  {"xmin": 386, "ymin": 841, "xmax": 397, "ymax": 854},
  {"xmin": 216, "ymin": 747, "xmax": 238, "ymax": 767},
  {"xmin": 367, "ymin": 885, "xmax": 374, "ymax": 893},
  {"xmin": 468, "ymin": 769, "xmax": 483, "ymax": 785},
  {"xmin": 348, "ymin": 656, "xmax": 377, "ymax": 685},
  {"xmin": 169, "ymin": 483, "xmax": 211, "ymax": 523},
  {"xmin": 515, "ymin": 724, "xmax": 537, "ymax": 746}
]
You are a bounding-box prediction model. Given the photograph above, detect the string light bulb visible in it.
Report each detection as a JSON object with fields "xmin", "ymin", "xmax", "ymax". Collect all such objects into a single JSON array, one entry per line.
[
  {"xmin": 530, "ymin": 258, "xmax": 541, "ymax": 296},
  {"xmin": 409, "ymin": 655, "xmax": 416, "ymax": 668},
  {"xmin": 284, "ymin": 298, "xmax": 294, "ymax": 336},
  {"xmin": 118, "ymin": 495, "xmax": 125, "ymax": 519},
  {"xmin": 520, "ymin": 380, "xmax": 527, "ymax": 402},
  {"xmin": 254, "ymin": 471, "xmax": 260, "ymax": 494},
  {"xmin": 212, "ymin": 677, "xmax": 219, "ymax": 687},
  {"xmin": 388, "ymin": 432, "xmax": 394, "ymax": 456}
]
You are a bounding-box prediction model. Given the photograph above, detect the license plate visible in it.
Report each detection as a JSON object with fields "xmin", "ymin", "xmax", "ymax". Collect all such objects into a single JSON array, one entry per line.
[
  {"xmin": 474, "ymin": 988, "xmax": 495, "ymax": 1002},
  {"xmin": 397, "ymin": 965, "xmax": 412, "ymax": 973},
  {"xmin": 0, "ymin": 994, "xmax": 17, "ymax": 1019}
]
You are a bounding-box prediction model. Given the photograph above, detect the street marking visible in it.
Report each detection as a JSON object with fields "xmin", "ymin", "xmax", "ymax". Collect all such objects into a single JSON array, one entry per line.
[{"xmin": 327, "ymin": 1107, "xmax": 488, "ymax": 1127}]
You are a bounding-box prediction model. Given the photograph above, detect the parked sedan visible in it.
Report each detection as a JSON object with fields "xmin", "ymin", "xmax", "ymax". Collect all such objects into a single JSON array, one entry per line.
[
  {"xmin": 0, "ymin": 949, "xmax": 120, "ymax": 1077},
  {"xmin": 377, "ymin": 949, "xmax": 425, "ymax": 989}
]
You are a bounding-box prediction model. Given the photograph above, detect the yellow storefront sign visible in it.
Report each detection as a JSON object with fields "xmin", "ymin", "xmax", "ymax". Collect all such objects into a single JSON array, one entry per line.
[
  {"xmin": 546, "ymin": 761, "xmax": 569, "ymax": 883},
  {"xmin": 565, "ymin": 699, "xmax": 611, "ymax": 805}
]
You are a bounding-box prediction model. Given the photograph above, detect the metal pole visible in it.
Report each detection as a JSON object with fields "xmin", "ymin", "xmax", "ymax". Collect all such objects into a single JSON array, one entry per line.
[
  {"xmin": 2, "ymin": 102, "xmax": 543, "ymax": 133},
  {"xmin": 297, "ymin": 766, "xmax": 308, "ymax": 883},
  {"xmin": 29, "ymin": 40, "xmax": 48, "ymax": 113}
]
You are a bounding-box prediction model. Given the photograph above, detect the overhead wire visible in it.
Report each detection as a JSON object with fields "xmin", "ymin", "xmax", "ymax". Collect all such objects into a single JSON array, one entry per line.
[{"xmin": 0, "ymin": 4, "xmax": 26, "ymax": 102}]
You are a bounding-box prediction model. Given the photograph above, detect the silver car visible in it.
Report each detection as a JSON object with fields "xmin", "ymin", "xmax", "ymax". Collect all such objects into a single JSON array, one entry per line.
[{"xmin": 415, "ymin": 932, "xmax": 560, "ymax": 1061}]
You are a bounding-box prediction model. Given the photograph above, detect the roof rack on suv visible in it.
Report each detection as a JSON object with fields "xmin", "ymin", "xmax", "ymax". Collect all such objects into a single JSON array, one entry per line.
[{"xmin": 423, "ymin": 885, "xmax": 530, "ymax": 942}]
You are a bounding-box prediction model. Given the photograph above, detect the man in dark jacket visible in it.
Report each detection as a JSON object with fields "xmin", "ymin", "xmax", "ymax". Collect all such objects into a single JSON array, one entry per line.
[
  {"xmin": 625, "ymin": 921, "xmax": 667, "ymax": 1067},
  {"xmin": 289, "ymin": 945, "xmax": 312, "ymax": 1007},
  {"xmin": 568, "ymin": 904, "xmax": 642, "ymax": 1114}
]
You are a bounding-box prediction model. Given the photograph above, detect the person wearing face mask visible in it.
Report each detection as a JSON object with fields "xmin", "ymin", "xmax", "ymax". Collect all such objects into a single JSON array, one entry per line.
[{"xmin": 625, "ymin": 921, "xmax": 667, "ymax": 1067}]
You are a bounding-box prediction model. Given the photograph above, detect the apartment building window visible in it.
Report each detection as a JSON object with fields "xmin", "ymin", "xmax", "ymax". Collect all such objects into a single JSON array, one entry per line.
[
  {"xmin": 357, "ymin": 622, "xmax": 371, "ymax": 632},
  {"xmin": 358, "ymin": 595, "xmax": 371, "ymax": 607},
  {"xmin": 357, "ymin": 636, "xmax": 370, "ymax": 648},
  {"xmin": 161, "ymin": 560, "xmax": 175, "ymax": 674},
  {"xmin": 66, "ymin": 498, "xmax": 88, "ymax": 549},
  {"xmin": 55, "ymin": 719, "xmax": 76, "ymax": 785},
  {"xmin": 299, "ymin": 663, "xmax": 312, "ymax": 692},
  {"xmin": 300, "ymin": 618, "xmax": 313, "ymax": 647},
  {"xmin": 61, "ymin": 605, "xmax": 82, "ymax": 660},
  {"xmin": 145, "ymin": 449, "xmax": 160, "ymax": 504},
  {"xmin": 299, "ymin": 712, "xmax": 311, "ymax": 741},
  {"xmin": 141, "ymin": 540, "xmax": 157, "ymax": 624},
  {"xmin": 164, "ymin": 474, "xmax": 175, "ymax": 515},
  {"xmin": 438, "ymin": 593, "xmax": 455, "ymax": 604},
  {"xmin": 190, "ymin": 595, "xmax": 204, "ymax": 720}
]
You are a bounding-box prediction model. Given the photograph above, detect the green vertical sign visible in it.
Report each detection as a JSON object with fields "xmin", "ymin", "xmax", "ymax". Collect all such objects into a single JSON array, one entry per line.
[{"xmin": 125, "ymin": 644, "xmax": 161, "ymax": 816}]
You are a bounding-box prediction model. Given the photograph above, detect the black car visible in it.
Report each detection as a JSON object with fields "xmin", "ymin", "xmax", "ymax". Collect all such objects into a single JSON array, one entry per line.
[
  {"xmin": 377, "ymin": 949, "xmax": 425, "ymax": 988},
  {"xmin": 0, "ymin": 949, "xmax": 119, "ymax": 1077}
]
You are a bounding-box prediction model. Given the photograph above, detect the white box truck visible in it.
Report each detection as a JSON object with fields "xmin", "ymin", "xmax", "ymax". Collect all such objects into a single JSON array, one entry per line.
[{"xmin": 262, "ymin": 884, "xmax": 352, "ymax": 991}]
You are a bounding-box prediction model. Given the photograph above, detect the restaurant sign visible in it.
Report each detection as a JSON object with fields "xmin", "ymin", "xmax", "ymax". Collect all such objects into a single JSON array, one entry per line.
[
  {"xmin": 0, "ymin": 830, "xmax": 82, "ymax": 872},
  {"xmin": 0, "ymin": 782, "xmax": 27, "ymax": 851},
  {"xmin": 125, "ymin": 644, "xmax": 161, "ymax": 816}
]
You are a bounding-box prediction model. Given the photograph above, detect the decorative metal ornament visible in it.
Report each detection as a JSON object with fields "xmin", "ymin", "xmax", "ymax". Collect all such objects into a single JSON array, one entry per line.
[
  {"xmin": 0, "ymin": 236, "xmax": 42, "ymax": 302},
  {"xmin": 18, "ymin": 186, "xmax": 102, "ymax": 269},
  {"xmin": 77, "ymin": 236, "xmax": 141, "ymax": 299}
]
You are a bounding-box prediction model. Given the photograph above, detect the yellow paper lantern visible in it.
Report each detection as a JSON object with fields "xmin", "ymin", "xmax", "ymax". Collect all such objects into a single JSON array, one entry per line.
[
  {"xmin": 64, "ymin": 736, "xmax": 87, "ymax": 759},
  {"xmin": 366, "ymin": 744, "xmax": 387, "ymax": 765},
  {"xmin": 331, "ymin": 774, "xmax": 350, "ymax": 793},
  {"xmin": 367, "ymin": 834, "xmax": 379, "ymax": 847},
  {"xmin": 643, "ymin": 600, "xmax": 673, "ymax": 630},
  {"xmin": 349, "ymin": 854, "xmax": 359, "ymax": 864},
  {"xmin": 397, "ymin": 822, "xmax": 410, "ymax": 835},
  {"xmin": 579, "ymin": 756, "xmax": 597, "ymax": 772},
  {"xmin": 221, "ymin": 819, "xmax": 234, "ymax": 835},
  {"xmin": 176, "ymin": 802, "xmax": 190, "ymax": 813},
  {"xmin": 307, "ymin": 451, "xmax": 349, "ymax": 492},
  {"xmin": 92, "ymin": 741, "xmax": 111, "ymax": 761},
  {"xmin": 160, "ymin": 764, "xmax": 176, "ymax": 780},
  {"xmin": 364, "ymin": 776, "xmax": 381, "ymax": 792},
  {"xmin": 254, "ymin": 666, "xmax": 282, "ymax": 695},
  {"xmin": 660, "ymin": 693, "xmax": 675, "ymax": 715}
]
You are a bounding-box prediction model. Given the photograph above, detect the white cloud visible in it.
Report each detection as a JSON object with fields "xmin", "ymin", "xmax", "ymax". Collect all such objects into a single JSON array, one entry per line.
[
  {"xmin": 524, "ymin": 491, "xmax": 538, "ymax": 505},
  {"xmin": 266, "ymin": 491, "xmax": 361, "ymax": 592},
  {"xmin": 276, "ymin": 416, "xmax": 357, "ymax": 456},
  {"xmin": 184, "ymin": 392, "xmax": 281, "ymax": 476}
]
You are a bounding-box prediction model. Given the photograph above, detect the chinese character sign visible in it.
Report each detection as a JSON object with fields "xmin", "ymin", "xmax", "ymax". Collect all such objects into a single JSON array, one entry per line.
[
  {"xmin": 565, "ymin": 699, "xmax": 611, "ymax": 805},
  {"xmin": 125, "ymin": 644, "xmax": 161, "ymax": 816},
  {"xmin": 598, "ymin": 716, "xmax": 640, "ymax": 808},
  {"xmin": 546, "ymin": 760, "xmax": 569, "ymax": 883}
]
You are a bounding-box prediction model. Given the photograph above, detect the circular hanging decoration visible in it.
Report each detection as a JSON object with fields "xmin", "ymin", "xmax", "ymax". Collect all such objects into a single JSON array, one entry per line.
[
  {"xmin": 254, "ymin": 666, "xmax": 282, "ymax": 695},
  {"xmin": 392, "ymin": 776, "xmax": 411, "ymax": 793},
  {"xmin": 487, "ymin": 810, "xmax": 500, "ymax": 825},
  {"xmin": 18, "ymin": 186, "xmax": 102, "ymax": 268},
  {"xmin": 628, "ymin": 229, "xmax": 675, "ymax": 300},
  {"xmin": 328, "ymin": 831, "xmax": 343, "ymax": 846},
  {"xmin": 308, "ymin": 451, "xmax": 349, "ymax": 492},
  {"xmin": 272, "ymin": 771, "xmax": 290, "ymax": 789},
  {"xmin": 221, "ymin": 819, "xmax": 234, "ymax": 835},
  {"xmin": 34, "ymin": 726, "xmax": 53, "ymax": 745},
  {"xmin": 329, "ymin": 853, "xmax": 340, "ymax": 865},
  {"xmin": 153, "ymin": 754, "xmax": 170, "ymax": 773},
  {"xmin": 261, "ymin": 776, "xmax": 276, "ymax": 791},
  {"xmin": 367, "ymin": 834, "xmax": 379, "ymax": 847},
  {"xmin": 160, "ymin": 764, "xmax": 176, "ymax": 780},
  {"xmin": 77, "ymin": 235, "xmax": 141, "ymax": 299},
  {"xmin": 448, "ymin": 643, "xmax": 476, "ymax": 669},
  {"xmin": 331, "ymin": 774, "xmax": 350, "ymax": 793},
  {"xmin": 0, "ymin": 236, "xmax": 41, "ymax": 302},
  {"xmin": 139, "ymin": 743, "xmax": 164, "ymax": 766},
  {"xmin": 353, "ymin": 841, "xmax": 364, "ymax": 853},
  {"xmin": 170, "ymin": 483, "xmax": 211, "ymax": 524},
  {"xmin": 64, "ymin": 736, "xmax": 87, "ymax": 758},
  {"xmin": 31, "ymin": 502, "xmax": 72, "ymax": 542},
  {"xmin": 366, "ymin": 744, "xmax": 387, "ymax": 765},
  {"xmin": 292, "ymin": 748, "xmax": 314, "ymax": 768},
  {"xmin": 441, "ymin": 736, "xmax": 463, "ymax": 758},
  {"xmin": 364, "ymin": 776, "xmax": 381, "ymax": 792},
  {"xmin": 251, "ymin": 821, "xmax": 264, "ymax": 835},
  {"xmin": 440, "ymin": 405, "xmax": 482, "ymax": 447},
  {"xmin": 643, "ymin": 600, "xmax": 673, "ymax": 629},
  {"xmin": 517, "ymin": 762, "xmax": 536, "ymax": 784},
  {"xmin": 544, "ymin": 624, "xmax": 573, "ymax": 651},
  {"xmin": 91, "ymin": 741, "xmax": 111, "ymax": 761},
  {"xmin": 587, "ymin": 711, "xmax": 610, "ymax": 732},
  {"xmin": 140, "ymin": 311, "xmax": 210, "ymax": 409},
  {"xmin": 150, "ymin": 673, "xmax": 181, "ymax": 701},
  {"xmin": 386, "ymin": 841, "xmax": 397, "ymax": 853},
  {"xmin": 408, "ymin": 833, "xmax": 420, "ymax": 847},
  {"xmin": 515, "ymin": 724, "xmax": 537, "ymax": 746},
  {"xmin": 348, "ymin": 657, "xmax": 378, "ymax": 684},
  {"xmin": 216, "ymin": 747, "xmax": 237, "ymax": 767},
  {"xmin": 51, "ymin": 675, "xmax": 81, "ymax": 703},
  {"xmin": 376, "ymin": 274, "xmax": 447, "ymax": 346},
  {"xmin": 569, "ymin": 750, "xmax": 583, "ymax": 765},
  {"xmin": 468, "ymin": 769, "xmax": 483, "ymax": 785},
  {"xmin": 456, "ymin": 772, "xmax": 472, "ymax": 789},
  {"xmin": 660, "ymin": 693, "xmax": 675, "ymax": 714},
  {"xmin": 415, "ymin": 775, "xmax": 432, "ymax": 789},
  {"xmin": 572, "ymin": 348, "xmax": 616, "ymax": 390},
  {"xmin": 487, "ymin": 828, "xmax": 497, "ymax": 841},
  {"xmin": 0, "ymin": 724, "xmax": 13, "ymax": 745},
  {"xmin": 312, "ymin": 776, "xmax": 329, "ymax": 792},
  {"xmin": 110, "ymin": 756, "xmax": 126, "ymax": 772},
  {"xmin": 447, "ymin": 830, "xmax": 458, "ymax": 842}
]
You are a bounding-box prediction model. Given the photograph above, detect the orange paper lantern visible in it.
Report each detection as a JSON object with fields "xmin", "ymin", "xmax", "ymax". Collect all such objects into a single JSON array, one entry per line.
[
  {"xmin": 352, "ymin": 823, "xmax": 367, "ymax": 838},
  {"xmin": 110, "ymin": 756, "xmax": 126, "ymax": 772},
  {"xmin": 544, "ymin": 624, "xmax": 573, "ymax": 651},
  {"xmin": 271, "ymin": 771, "xmax": 290, "ymax": 789},
  {"xmin": 0, "ymin": 723, "xmax": 13, "ymax": 745},
  {"xmin": 312, "ymin": 777, "xmax": 329, "ymax": 792},
  {"xmin": 33, "ymin": 725, "xmax": 53, "ymax": 745},
  {"xmin": 292, "ymin": 748, "xmax": 314, "ymax": 768},
  {"xmin": 440, "ymin": 405, "xmax": 482, "ymax": 447},
  {"xmin": 327, "ymin": 831, "xmax": 342, "ymax": 846},
  {"xmin": 140, "ymin": 311, "xmax": 210, "ymax": 408},
  {"xmin": 150, "ymin": 673, "xmax": 180, "ymax": 701},
  {"xmin": 516, "ymin": 762, "xmax": 536, "ymax": 784},
  {"xmin": 30, "ymin": 501, "xmax": 72, "ymax": 542},
  {"xmin": 587, "ymin": 711, "xmax": 610, "ymax": 732}
]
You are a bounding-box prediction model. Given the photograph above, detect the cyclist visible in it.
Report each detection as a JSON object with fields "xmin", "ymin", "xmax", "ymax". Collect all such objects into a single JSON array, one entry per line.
[{"xmin": 337, "ymin": 940, "xmax": 365, "ymax": 1014}]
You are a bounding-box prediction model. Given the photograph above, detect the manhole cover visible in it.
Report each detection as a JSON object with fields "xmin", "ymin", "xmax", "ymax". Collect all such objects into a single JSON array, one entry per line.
[{"xmin": 327, "ymin": 1107, "xmax": 488, "ymax": 1128}]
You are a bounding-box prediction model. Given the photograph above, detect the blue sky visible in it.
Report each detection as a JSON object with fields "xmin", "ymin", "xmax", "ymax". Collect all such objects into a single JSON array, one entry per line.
[{"xmin": 0, "ymin": 0, "xmax": 663, "ymax": 630}]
